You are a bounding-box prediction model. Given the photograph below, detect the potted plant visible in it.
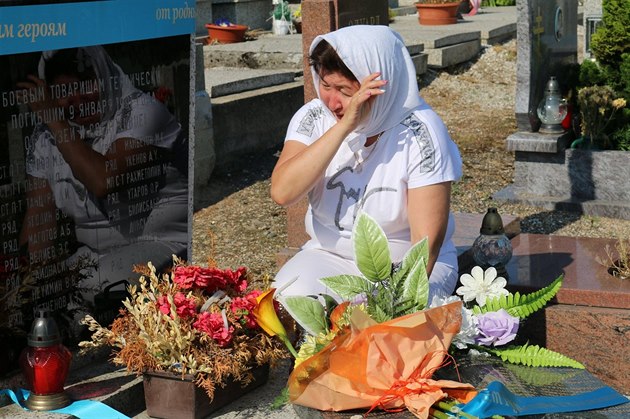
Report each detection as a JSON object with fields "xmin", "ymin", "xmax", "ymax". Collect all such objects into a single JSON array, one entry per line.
[
  {"xmin": 205, "ymin": 18, "xmax": 248, "ymax": 44},
  {"xmin": 415, "ymin": 0, "xmax": 462, "ymax": 25},
  {"xmin": 79, "ymin": 257, "xmax": 291, "ymax": 418},
  {"xmin": 573, "ymin": 85, "xmax": 626, "ymax": 149},
  {"xmin": 271, "ymin": 1, "xmax": 292, "ymax": 35}
]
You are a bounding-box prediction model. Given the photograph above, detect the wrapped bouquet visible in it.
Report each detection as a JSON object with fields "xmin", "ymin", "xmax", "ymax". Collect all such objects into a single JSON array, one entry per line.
[{"xmin": 273, "ymin": 213, "xmax": 589, "ymax": 418}]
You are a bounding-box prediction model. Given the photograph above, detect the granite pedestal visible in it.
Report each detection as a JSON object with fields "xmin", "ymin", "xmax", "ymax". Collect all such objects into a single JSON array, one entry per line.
[
  {"xmin": 494, "ymin": 131, "xmax": 630, "ymax": 220},
  {"xmin": 498, "ymin": 233, "xmax": 630, "ymax": 394}
]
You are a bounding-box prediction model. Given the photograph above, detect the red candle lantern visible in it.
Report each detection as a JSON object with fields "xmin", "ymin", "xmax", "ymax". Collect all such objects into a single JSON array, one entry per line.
[{"xmin": 19, "ymin": 310, "xmax": 72, "ymax": 411}]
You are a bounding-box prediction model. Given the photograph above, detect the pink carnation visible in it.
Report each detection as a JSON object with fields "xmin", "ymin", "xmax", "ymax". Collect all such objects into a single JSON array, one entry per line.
[
  {"xmin": 226, "ymin": 267, "xmax": 248, "ymax": 293},
  {"xmin": 193, "ymin": 312, "xmax": 234, "ymax": 347},
  {"xmin": 231, "ymin": 290, "xmax": 262, "ymax": 329},
  {"xmin": 156, "ymin": 292, "xmax": 197, "ymax": 319},
  {"xmin": 173, "ymin": 266, "xmax": 225, "ymax": 290},
  {"xmin": 173, "ymin": 292, "xmax": 197, "ymax": 318},
  {"xmin": 157, "ymin": 295, "xmax": 171, "ymax": 316}
]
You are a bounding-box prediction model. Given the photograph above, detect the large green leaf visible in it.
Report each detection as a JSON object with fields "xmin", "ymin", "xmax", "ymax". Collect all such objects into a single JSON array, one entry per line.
[
  {"xmin": 391, "ymin": 237, "xmax": 428, "ymax": 287},
  {"xmin": 474, "ymin": 275, "xmax": 564, "ymax": 319},
  {"xmin": 352, "ymin": 212, "xmax": 391, "ymax": 282},
  {"xmin": 481, "ymin": 343, "xmax": 585, "ymax": 369},
  {"xmin": 401, "ymin": 238, "xmax": 429, "ymax": 276},
  {"xmin": 319, "ymin": 275, "xmax": 372, "ymax": 299},
  {"xmin": 279, "ymin": 295, "xmax": 328, "ymax": 336},
  {"xmin": 402, "ymin": 256, "xmax": 430, "ymax": 312}
]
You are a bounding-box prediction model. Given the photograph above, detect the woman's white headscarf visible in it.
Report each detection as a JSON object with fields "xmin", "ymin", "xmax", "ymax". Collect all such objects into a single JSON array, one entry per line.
[
  {"xmin": 38, "ymin": 46, "xmax": 136, "ymax": 123},
  {"xmin": 310, "ymin": 25, "xmax": 426, "ymax": 138}
]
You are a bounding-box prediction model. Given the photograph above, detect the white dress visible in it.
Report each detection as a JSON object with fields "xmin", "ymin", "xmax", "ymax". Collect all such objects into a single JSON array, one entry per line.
[{"xmin": 273, "ymin": 26, "xmax": 463, "ymax": 301}]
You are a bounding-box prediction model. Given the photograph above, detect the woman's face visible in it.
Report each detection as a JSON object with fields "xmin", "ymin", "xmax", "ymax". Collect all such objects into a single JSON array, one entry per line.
[{"xmin": 318, "ymin": 72, "xmax": 360, "ymax": 120}]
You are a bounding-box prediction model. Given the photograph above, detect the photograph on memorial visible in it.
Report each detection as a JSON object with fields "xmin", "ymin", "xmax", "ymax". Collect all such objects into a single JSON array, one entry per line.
[{"xmin": 0, "ymin": 35, "xmax": 191, "ymax": 372}]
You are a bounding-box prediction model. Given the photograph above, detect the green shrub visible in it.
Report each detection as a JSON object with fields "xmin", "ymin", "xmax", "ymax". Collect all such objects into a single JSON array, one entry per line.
[
  {"xmin": 612, "ymin": 125, "xmax": 630, "ymax": 150},
  {"xmin": 572, "ymin": 0, "xmax": 630, "ymax": 150},
  {"xmin": 590, "ymin": 0, "xmax": 630, "ymax": 68},
  {"xmin": 619, "ymin": 53, "xmax": 630, "ymax": 100},
  {"xmin": 578, "ymin": 60, "xmax": 606, "ymax": 87}
]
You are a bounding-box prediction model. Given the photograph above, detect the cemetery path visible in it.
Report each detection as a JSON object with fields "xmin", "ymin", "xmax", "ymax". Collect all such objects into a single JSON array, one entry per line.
[{"xmin": 192, "ymin": 39, "xmax": 630, "ymax": 281}]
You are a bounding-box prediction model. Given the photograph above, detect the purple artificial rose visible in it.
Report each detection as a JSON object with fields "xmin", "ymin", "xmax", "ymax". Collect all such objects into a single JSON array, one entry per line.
[{"xmin": 475, "ymin": 309, "xmax": 519, "ymax": 346}]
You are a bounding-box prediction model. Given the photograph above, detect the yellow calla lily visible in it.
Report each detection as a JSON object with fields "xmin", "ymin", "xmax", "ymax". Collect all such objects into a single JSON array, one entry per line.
[{"xmin": 253, "ymin": 288, "xmax": 298, "ymax": 358}]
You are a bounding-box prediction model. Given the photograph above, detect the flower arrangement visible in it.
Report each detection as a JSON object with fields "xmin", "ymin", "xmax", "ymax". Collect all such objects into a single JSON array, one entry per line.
[
  {"xmin": 271, "ymin": 1, "xmax": 291, "ymax": 21},
  {"xmin": 213, "ymin": 17, "xmax": 237, "ymax": 27},
  {"xmin": 79, "ymin": 257, "xmax": 290, "ymax": 398},
  {"xmin": 268, "ymin": 213, "xmax": 584, "ymax": 417},
  {"xmin": 292, "ymin": 4, "xmax": 301, "ymax": 21},
  {"xmin": 577, "ymin": 85, "xmax": 627, "ymax": 149}
]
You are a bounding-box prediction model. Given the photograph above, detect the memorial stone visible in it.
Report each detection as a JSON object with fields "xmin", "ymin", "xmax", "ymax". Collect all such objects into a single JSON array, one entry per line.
[
  {"xmin": 0, "ymin": 0, "xmax": 195, "ymax": 376},
  {"xmin": 211, "ymin": 0, "xmax": 273, "ymax": 31},
  {"xmin": 514, "ymin": 0, "xmax": 577, "ymax": 132}
]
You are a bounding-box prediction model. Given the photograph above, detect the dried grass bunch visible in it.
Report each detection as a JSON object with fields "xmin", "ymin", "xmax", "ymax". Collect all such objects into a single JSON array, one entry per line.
[
  {"xmin": 598, "ymin": 237, "xmax": 630, "ymax": 280},
  {"xmin": 79, "ymin": 256, "xmax": 288, "ymax": 398}
]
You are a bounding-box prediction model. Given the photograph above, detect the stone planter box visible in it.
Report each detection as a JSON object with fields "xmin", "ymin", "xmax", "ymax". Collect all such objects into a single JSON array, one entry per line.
[{"xmin": 494, "ymin": 132, "xmax": 630, "ymax": 220}]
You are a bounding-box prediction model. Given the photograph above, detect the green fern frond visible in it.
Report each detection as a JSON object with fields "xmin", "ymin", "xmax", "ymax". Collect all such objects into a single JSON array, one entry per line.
[
  {"xmin": 368, "ymin": 288, "xmax": 394, "ymax": 322},
  {"xmin": 474, "ymin": 274, "xmax": 564, "ymax": 319},
  {"xmin": 392, "ymin": 294, "xmax": 415, "ymax": 318},
  {"xmin": 481, "ymin": 343, "xmax": 585, "ymax": 369},
  {"xmin": 504, "ymin": 362, "xmax": 582, "ymax": 387}
]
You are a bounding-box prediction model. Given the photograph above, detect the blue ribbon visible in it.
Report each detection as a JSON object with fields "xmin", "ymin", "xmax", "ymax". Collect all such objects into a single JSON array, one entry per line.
[
  {"xmin": 1, "ymin": 388, "xmax": 130, "ymax": 419},
  {"xmin": 460, "ymin": 381, "xmax": 629, "ymax": 417}
]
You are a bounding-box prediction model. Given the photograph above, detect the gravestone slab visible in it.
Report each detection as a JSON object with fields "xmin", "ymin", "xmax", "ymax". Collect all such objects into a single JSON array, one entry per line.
[
  {"xmin": 499, "ymin": 233, "xmax": 630, "ymax": 393},
  {"xmin": 0, "ymin": 0, "xmax": 194, "ymax": 377},
  {"xmin": 337, "ymin": 0, "xmax": 388, "ymax": 28},
  {"xmin": 515, "ymin": 0, "xmax": 577, "ymax": 132}
]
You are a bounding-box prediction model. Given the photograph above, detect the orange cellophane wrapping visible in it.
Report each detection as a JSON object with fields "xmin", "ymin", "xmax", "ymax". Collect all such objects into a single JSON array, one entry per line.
[{"xmin": 288, "ymin": 301, "xmax": 476, "ymax": 418}]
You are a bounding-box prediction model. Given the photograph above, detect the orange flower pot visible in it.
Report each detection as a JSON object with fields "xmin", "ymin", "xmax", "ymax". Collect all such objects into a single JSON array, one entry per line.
[
  {"xmin": 415, "ymin": 2, "xmax": 460, "ymax": 25},
  {"xmin": 205, "ymin": 23, "xmax": 248, "ymax": 44}
]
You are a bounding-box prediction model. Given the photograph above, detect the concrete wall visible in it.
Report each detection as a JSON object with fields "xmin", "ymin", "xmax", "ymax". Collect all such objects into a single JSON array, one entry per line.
[{"xmin": 210, "ymin": 81, "xmax": 303, "ymax": 172}]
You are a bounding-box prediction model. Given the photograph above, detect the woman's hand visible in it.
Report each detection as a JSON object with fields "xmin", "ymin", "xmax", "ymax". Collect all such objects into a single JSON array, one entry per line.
[
  {"xmin": 338, "ymin": 72, "xmax": 387, "ymax": 132},
  {"xmin": 15, "ymin": 75, "xmax": 58, "ymax": 114}
]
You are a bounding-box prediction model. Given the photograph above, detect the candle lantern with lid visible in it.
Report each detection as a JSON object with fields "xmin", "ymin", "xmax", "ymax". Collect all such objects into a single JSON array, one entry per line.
[
  {"xmin": 537, "ymin": 76, "xmax": 568, "ymax": 134},
  {"xmin": 19, "ymin": 310, "xmax": 72, "ymax": 411},
  {"xmin": 471, "ymin": 208, "xmax": 513, "ymax": 275}
]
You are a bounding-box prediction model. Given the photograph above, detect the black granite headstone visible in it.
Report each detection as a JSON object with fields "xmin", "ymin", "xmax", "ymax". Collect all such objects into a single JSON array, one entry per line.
[
  {"xmin": 0, "ymin": 0, "xmax": 194, "ymax": 374},
  {"xmin": 337, "ymin": 0, "xmax": 389, "ymax": 28}
]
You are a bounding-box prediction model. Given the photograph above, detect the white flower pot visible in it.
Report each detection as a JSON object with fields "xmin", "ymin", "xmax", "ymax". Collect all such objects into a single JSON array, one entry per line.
[{"xmin": 272, "ymin": 19, "xmax": 291, "ymax": 35}]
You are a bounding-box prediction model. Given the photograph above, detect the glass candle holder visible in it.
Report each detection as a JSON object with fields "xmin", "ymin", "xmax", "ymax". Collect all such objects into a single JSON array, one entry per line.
[
  {"xmin": 471, "ymin": 208, "xmax": 513, "ymax": 272},
  {"xmin": 19, "ymin": 310, "xmax": 72, "ymax": 411}
]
